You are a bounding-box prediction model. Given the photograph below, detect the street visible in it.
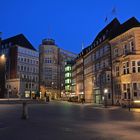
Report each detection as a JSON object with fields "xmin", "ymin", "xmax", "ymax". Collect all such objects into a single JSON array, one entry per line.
[{"xmin": 0, "ymin": 101, "xmax": 140, "ymax": 140}]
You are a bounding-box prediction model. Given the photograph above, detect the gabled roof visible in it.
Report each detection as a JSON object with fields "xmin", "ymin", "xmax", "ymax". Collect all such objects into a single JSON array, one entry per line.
[
  {"xmin": 110, "ymin": 17, "xmax": 140, "ymax": 39},
  {"xmin": 1, "ymin": 34, "xmax": 36, "ymax": 51},
  {"xmin": 92, "ymin": 18, "xmax": 120, "ymax": 45},
  {"xmin": 76, "ymin": 18, "xmax": 120, "ymax": 59},
  {"xmin": 76, "ymin": 17, "xmax": 140, "ymax": 59}
]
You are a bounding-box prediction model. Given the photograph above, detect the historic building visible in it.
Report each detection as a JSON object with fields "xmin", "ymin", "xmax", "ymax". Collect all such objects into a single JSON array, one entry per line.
[
  {"xmin": 0, "ymin": 34, "xmax": 39, "ymax": 98},
  {"xmin": 110, "ymin": 17, "xmax": 140, "ymax": 104},
  {"xmin": 39, "ymin": 39, "xmax": 77, "ymax": 99},
  {"xmin": 0, "ymin": 34, "xmax": 6, "ymax": 98},
  {"xmin": 73, "ymin": 17, "xmax": 140, "ymax": 105}
]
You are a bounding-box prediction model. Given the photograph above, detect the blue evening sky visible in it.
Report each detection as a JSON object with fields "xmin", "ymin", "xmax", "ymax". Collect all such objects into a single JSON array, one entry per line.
[{"xmin": 0, "ymin": 0, "xmax": 140, "ymax": 54}]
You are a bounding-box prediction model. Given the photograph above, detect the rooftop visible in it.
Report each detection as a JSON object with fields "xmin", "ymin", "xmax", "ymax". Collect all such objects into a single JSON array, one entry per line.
[{"xmin": 1, "ymin": 34, "xmax": 36, "ymax": 51}]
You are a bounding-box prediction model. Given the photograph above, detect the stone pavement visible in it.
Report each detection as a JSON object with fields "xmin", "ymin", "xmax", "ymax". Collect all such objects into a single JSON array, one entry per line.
[{"xmin": 0, "ymin": 101, "xmax": 140, "ymax": 140}]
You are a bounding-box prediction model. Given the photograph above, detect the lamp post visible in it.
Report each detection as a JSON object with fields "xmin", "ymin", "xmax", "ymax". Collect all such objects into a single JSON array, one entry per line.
[
  {"xmin": 104, "ymin": 88, "xmax": 108, "ymax": 108},
  {"xmin": 51, "ymin": 82, "xmax": 54, "ymax": 100}
]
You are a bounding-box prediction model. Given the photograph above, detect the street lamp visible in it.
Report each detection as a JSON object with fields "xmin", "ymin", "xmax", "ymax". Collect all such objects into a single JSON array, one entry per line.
[
  {"xmin": 51, "ymin": 82, "xmax": 54, "ymax": 100},
  {"xmin": 104, "ymin": 88, "xmax": 108, "ymax": 108}
]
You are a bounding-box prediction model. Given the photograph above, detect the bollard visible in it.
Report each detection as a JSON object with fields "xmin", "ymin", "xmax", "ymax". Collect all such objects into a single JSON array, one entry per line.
[
  {"xmin": 21, "ymin": 101, "xmax": 28, "ymax": 120},
  {"xmin": 128, "ymin": 104, "xmax": 131, "ymax": 112}
]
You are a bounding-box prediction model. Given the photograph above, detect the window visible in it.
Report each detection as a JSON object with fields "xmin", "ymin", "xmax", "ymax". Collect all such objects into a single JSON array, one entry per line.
[
  {"xmin": 24, "ymin": 66, "xmax": 26, "ymax": 71},
  {"xmin": 137, "ymin": 61, "xmax": 140, "ymax": 72},
  {"xmin": 126, "ymin": 62, "xmax": 129, "ymax": 74},
  {"xmin": 123, "ymin": 62, "xmax": 129, "ymax": 74},
  {"xmin": 123, "ymin": 84, "xmax": 126, "ymax": 91},
  {"xmin": 124, "ymin": 92, "xmax": 127, "ymax": 99},
  {"xmin": 132, "ymin": 61, "xmax": 136, "ymax": 73},
  {"xmin": 130, "ymin": 41, "xmax": 134, "ymax": 52},
  {"xmin": 26, "ymin": 83, "xmax": 28, "ymax": 89},
  {"xmin": 104, "ymin": 45, "xmax": 109, "ymax": 52},
  {"xmin": 100, "ymin": 48, "xmax": 103, "ymax": 57},
  {"xmin": 133, "ymin": 83, "xmax": 137, "ymax": 90},
  {"xmin": 114, "ymin": 48, "xmax": 118, "ymax": 57},
  {"xmin": 44, "ymin": 57, "xmax": 52, "ymax": 64},
  {"xmin": 107, "ymin": 74, "xmax": 110, "ymax": 82},
  {"xmin": 65, "ymin": 79, "xmax": 71, "ymax": 84},
  {"xmin": 123, "ymin": 44, "xmax": 128, "ymax": 54},
  {"xmin": 115, "ymin": 66, "xmax": 119, "ymax": 76},
  {"xmin": 65, "ymin": 66, "xmax": 71, "ymax": 72},
  {"xmin": 96, "ymin": 50, "xmax": 100, "ymax": 59},
  {"xmin": 123, "ymin": 63, "xmax": 126, "ymax": 74},
  {"xmin": 21, "ymin": 66, "xmax": 23, "ymax": 71},
  {"xmin": 17, "ymin": 65, "xmax": 20, "ymax": 71},
  {"xmin": 108, "ymin": 93, "xmax": 111, "ymax": 99},
  {"xmin": 134, "ymin": 92, "xmax": 137, "ymax": 97}
]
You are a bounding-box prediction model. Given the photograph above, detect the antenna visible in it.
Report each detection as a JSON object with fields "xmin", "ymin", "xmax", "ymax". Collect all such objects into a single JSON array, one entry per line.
[
  {"xmin": 82, "ymin": 42, "xmax": 84, "ymax": 50},
  {"xmin": 111, "ymin": 6, "xmax": 117, "ymax": 17},
  {"xmin": 47, "ymin": 25, "xmax": 51, "ymax": 38}
]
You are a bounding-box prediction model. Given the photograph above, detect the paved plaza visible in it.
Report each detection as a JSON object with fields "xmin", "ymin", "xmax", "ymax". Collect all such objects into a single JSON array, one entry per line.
[{"xmin": 0, "ymin": 101, "xmax": 140, "ymax": 140}]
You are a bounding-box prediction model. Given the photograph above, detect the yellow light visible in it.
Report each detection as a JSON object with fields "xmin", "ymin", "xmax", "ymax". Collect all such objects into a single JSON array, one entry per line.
[
  {"xmin": 0, "ymin": 54, "xmax": 6, "ymax": 60},
  {"xmin": 104, "ymin": 89, "xmax": 108, "ymax": 94},
  {"xmin": 134, "ymin": 100, "xmax": 140, "ymax": 103}
]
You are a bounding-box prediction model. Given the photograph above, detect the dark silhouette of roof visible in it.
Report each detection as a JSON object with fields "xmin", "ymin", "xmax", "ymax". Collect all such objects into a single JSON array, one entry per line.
[
  {"xmin": 110, "ymin": 17, "xmax": 140, "ymax": 39},
  {"xmin": 76, "ymin": 17, "xmax": 140, "ymax": 59},
  {"xmin": 92, "ymin": 18, "xmax": 120, "ymax": 45},
  {"xmin": 1, "ymin": 34, "xmax": 36, "ymax": 51}
]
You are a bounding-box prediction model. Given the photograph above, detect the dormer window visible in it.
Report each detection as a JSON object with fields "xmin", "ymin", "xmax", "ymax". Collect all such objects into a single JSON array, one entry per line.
[
  {"xmin": 96, "ymin": 40, "xmax": 98, "ymax": 45},
  {"xmin": 99, "ymin": 38, "xmax": 102, "ymax": 43},
  {"xmin": 103, "ymin": 35, "xmax": 105, "ymax": 40}
]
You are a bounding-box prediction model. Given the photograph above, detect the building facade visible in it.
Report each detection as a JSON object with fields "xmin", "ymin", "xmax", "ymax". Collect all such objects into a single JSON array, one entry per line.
[
  {"xmin": 39, "ymin": 39, "xmax": 77, "ymax": 99},
  {"xmin": 73, "ymin": 17, "xmax": 140, "ymax": 105},
  {"xmin": 0, "ymin": 34, "xmax": 39, "ymax": 98},
  {"xmin": 64, "ymin": 61, "xmax": 74, "ymax": 98},
  {"xmin": 110, "ymin": 18, "xmax": 140, "ymax": 104}
]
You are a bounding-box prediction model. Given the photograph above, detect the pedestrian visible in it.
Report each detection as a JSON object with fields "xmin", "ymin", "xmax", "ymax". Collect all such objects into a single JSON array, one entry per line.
[{"xmin": 128, "ymin": 100, "xmax": 131, "ymax": 112}]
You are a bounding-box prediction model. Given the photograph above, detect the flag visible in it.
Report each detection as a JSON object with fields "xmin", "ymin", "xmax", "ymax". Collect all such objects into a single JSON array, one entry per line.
[
  {"xmin": 105, "ymin": 16, "xmax": 108, "ymax": 23},
  {"xmin": 112, "ymin": 7, "xmax": 116, "ymax": 15}
]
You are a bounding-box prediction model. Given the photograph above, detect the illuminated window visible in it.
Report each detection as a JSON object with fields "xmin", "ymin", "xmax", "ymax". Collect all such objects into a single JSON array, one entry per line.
[
  {"xmin": 65, "ymin": 66, "xmax": 71, "ymax": 71},
  {"xmin": 65, "ymin": 73, "xmax": 71, "ymax": 78},
  {"xmin": 65, "ymin": 79, "xmax": 71, "ymax": 84}
]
